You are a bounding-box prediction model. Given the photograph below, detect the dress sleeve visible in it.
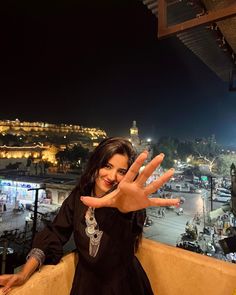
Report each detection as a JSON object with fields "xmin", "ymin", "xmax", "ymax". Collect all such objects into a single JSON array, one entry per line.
[{"xmin": 31, "ymin": 187, "xmax": 78, "ymax": 265}]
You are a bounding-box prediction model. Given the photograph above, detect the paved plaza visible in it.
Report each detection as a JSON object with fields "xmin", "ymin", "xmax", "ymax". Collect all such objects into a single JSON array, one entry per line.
[
  {"xmin": 0, "ymin": 203, "xmax": 30, "ymax": 234},
  {"xmin": 0, "ymin": 192, "xmax": 226, "ymax": 261},
  {"xmin": 144, "ymin": 207, "xmax": 193, "ymax": 246},
  {"xmin": 0, "ymin": 201, "xmax": 197, "ymax": 249}
]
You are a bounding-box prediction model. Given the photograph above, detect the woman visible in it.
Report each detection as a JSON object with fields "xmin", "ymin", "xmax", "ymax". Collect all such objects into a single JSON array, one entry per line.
[{"xmin": 0, "ymin": 137, "xmax": 179, "ymax": 295}]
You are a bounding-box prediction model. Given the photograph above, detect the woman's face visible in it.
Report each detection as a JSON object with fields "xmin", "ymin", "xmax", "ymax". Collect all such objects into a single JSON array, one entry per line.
[{"xmin": 94, "ymin": 153, "xmax": 129, "ymax": 197}]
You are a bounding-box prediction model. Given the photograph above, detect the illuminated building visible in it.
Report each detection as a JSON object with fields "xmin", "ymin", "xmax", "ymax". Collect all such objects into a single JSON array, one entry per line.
[
  {"xmin": 0, "ymin": 119, "xmax": 107, "ymax": 164},
  {"xmin": 129, "ymin": 121, "xmax": 152, "ymax": 160},
  {"xmin": 0, "ymin": 119, "xmax": 107, "ymax": 140},
  {"xmin": 0, "ymin": 145, "xmax": 58, "ymax": 164},
  {"xmin": 130, "ymin": 120, "xmax": 140, "ymax": 147}
]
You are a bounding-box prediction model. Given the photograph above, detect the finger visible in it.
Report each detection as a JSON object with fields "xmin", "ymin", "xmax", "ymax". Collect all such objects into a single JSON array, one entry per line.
[
  {"xmin": 0, "ymin": 275, "xmax": 12, "ymax": 286},
  {"xmin": 144, "ymin": 168, "xmax": 174, "ymax": 196},
  {"xmin": 122, "ymin": 151, "xmax": 148, "ymax": 183},
  {"xmin": 2, "ymin": 287, "xmax": 11, "ymax": 295},
  {"xmin": 149, "ymin": 197, "xmax": 180, "ymax": 207},
  {"xmin": 80, "ymin": 195, "xmax": 113, "ymax": 208},
  {"xmin": 2, "ymin": 276, "xmax": 18, "ymax": 293},
  {"xmin": 136, "ymin": 153, "xmax": 164, "ymax": 185}
]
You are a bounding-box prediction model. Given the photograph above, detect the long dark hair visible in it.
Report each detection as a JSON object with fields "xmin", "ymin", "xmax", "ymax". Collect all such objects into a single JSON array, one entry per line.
[{"xmin": 78, "ymin": 137, "xmax": 136, "ymax": 195}]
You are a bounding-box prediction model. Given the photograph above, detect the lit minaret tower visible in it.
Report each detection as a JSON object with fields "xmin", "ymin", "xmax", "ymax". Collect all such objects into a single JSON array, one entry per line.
[{"xmin": 130, "ymin": 120, "xmax": 140, "ymax": 147}]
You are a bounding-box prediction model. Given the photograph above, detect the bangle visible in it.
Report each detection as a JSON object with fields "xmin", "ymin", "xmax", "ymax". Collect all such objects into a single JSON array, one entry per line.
[{"xmin": 26, "ymin": 248, "xmax": 45, "ymax": 269}]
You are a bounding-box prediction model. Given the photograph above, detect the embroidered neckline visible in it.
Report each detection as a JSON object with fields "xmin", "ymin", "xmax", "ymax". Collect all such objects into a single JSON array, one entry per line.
[{"xmin": 85, "ymin": 207, "xmax": 103, "ymax": 257}]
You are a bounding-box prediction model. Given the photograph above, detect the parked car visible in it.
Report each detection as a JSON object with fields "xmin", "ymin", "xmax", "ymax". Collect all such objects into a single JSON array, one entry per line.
[{"xmin": 215, "ymin": 187, "xmax": 231, "ymax": 195}]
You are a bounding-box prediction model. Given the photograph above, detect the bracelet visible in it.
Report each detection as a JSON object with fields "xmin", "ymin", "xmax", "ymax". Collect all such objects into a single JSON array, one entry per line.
[{"xmin": 26, "ymin": 248, "xmax": 45, "ymax": 268}]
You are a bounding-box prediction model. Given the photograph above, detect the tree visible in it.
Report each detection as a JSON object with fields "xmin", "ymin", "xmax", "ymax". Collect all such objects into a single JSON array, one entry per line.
[
  {"xmin": 192, "ymin": 135, "xmax": 221, "ymax": 172},
  {"xmin": 56, "ymin": 144, "xmax": 89, "ymax": 170},
  {"xmin": 26, "ymin": 156, "xmax": 34, "ymax": 167},
  {"xmin": 153, "ymin": 137, "xmax": 178, "ymax": 169},
  {"xmin": 217, "ymin": 154, "xmax": 236, "ymax": 177},
  {"xmin": 177, "ymin": 141, "xmax": 194, "ymax": 161}
]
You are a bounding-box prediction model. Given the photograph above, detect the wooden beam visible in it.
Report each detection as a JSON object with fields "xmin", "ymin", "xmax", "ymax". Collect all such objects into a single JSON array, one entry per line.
[
  {"xmin": 158, "ymin": 0, "xmax": 167, "ymax": 30},
  {"xmin": 158, "ymin": 0, "xmax": 236, "ymax": 38}
]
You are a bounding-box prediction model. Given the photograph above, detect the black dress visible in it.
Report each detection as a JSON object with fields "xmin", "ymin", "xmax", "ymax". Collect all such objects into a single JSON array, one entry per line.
[{"xmin": 33, "ymin": 187, "xmax": 154, "ymax": 295}]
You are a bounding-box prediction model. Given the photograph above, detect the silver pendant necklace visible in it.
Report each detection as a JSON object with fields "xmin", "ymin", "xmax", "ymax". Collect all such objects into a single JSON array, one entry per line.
[{"xmin": 85, "ymin": 207, "xmax": 103, "ymax": 257}]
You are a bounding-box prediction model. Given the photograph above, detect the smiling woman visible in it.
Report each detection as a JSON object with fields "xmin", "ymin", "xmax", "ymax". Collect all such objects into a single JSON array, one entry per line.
[{"xmin": 0, "ymin": 137, "xmax": 179, "ymax": 295}]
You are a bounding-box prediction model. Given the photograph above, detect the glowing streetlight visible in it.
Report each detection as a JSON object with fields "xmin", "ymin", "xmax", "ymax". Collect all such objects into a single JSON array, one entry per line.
[{"xmin": 186, "ymin": 157, "xmax": 191, "ymax": 163}]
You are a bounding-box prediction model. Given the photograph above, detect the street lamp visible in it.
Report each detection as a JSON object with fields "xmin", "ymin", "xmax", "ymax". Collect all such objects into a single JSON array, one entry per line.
[
  {"xmin": 202, "ymin": 196, "xmax": 206, "ymax": 230},
  {"xmin": 201, "ymin": 190, "xmax": 208, "ymax": 230},
  {"xmin": 230, "ymin": 163, "xmax": 236, "ymax": 215},
  {"xmin": 28, "ymin": 184, "xmax": 46, "ymax": 245},
  {"xmin": 209, "ymin": 175, "xmax": 214, "ymax": 212}
]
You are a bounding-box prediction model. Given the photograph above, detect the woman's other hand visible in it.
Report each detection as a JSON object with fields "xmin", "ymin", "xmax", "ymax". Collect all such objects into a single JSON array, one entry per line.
[{"xmin": 0, "ymin": 272, "xmax": 27, "ymax": 294}]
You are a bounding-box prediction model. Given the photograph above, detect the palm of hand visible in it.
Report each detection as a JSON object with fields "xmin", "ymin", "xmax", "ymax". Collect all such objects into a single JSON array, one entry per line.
[{"xmin": 112, "ymin": 181, "xmax": 150, "ymax": 213}]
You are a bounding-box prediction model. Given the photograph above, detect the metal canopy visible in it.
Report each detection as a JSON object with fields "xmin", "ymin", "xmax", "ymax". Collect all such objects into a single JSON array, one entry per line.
[{"xmin": 140, "ymin": 0, "xmax": 236, "ymax": 84}]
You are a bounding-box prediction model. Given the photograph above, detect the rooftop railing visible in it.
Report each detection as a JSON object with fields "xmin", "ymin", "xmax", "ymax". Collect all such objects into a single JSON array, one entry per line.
[{"xmin": 3, "ymin": 238, "xmax": 236, "ymax": 295}]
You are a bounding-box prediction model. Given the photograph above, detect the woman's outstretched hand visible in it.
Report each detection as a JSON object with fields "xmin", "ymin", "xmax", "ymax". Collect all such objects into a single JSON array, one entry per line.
[{"xmin": 80, "ymin": 151, "xmax": 180, "ymax": 213}]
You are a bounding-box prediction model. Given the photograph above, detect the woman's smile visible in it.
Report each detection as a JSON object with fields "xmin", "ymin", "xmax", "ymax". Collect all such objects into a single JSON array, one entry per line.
[{"xmin": 94, "ymin": 153, "xmax": 129, "ymax": 197}]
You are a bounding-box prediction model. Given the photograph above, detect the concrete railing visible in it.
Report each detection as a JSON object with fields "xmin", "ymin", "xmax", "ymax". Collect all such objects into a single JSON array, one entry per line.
[{"xmin": 4, "ymin": 238, "xmax": 236, "ymax": 295}]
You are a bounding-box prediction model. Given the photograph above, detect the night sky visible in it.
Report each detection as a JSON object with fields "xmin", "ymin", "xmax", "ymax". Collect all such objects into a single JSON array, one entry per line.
[{"xmin": 0, "ymin": 0, "xmax": 236, "ymax": 145}]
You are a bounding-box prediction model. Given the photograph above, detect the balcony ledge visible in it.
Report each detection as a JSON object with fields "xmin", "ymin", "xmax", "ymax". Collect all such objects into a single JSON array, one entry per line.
[{"xmin": 3, "ymin": 238, "xmax": 236, "ymax": 295}]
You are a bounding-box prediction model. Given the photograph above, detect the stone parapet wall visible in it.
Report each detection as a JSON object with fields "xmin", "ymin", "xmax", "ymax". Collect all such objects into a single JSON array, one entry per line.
[{"xmin": 4, "ymin": 239, "xmax": 236, "ymax": 295}]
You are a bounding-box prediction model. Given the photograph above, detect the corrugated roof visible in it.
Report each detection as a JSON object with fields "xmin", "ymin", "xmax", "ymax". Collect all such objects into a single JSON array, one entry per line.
[
  {"xmin": 140, "ymin": 0, "xmax": 236, "ymax": 81},
  {"xmin": 0, "ymin": 170, "xmax": 78, "ymax": 186}
]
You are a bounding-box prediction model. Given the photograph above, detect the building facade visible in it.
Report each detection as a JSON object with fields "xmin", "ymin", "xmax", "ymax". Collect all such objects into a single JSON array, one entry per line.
[
  {"xmin": 0, "ymin": 119, "xmax": 107, "ymax": 165},
  {"xmin": 129, "ymin": 120, "xmax": 152, "ymax": 159}
]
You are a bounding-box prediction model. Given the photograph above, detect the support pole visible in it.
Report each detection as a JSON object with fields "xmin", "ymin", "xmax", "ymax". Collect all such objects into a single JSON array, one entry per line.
[
  {"xmin": 210, "ymin": 176, "xmax": 213, "ymax": 212},
  {"xmin": 28, "ymin": 185, "xmax": 45, "ymax": 246}
]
